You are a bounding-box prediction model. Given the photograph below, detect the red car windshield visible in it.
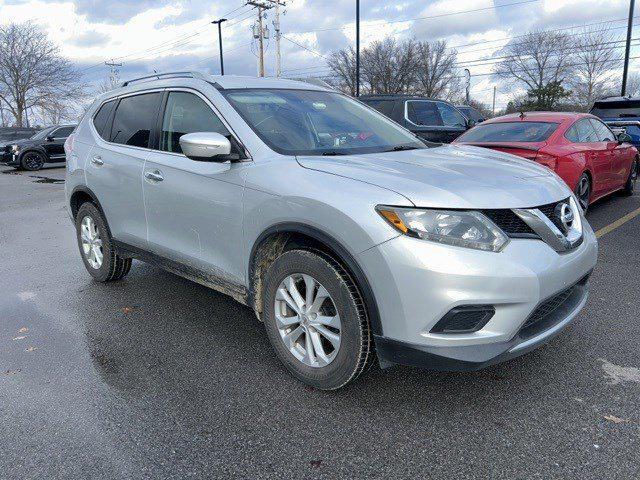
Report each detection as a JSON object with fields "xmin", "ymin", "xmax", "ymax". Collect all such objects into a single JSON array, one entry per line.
[{"xmin": 457, "ymin": 121, "xmax": 559, "ymax": 143}]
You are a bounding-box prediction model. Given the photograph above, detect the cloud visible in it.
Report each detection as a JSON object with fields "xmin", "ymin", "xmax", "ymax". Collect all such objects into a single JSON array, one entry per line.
[{"xmin": 69, "ymin": 30, "xmax": 109, "ymax": 48}]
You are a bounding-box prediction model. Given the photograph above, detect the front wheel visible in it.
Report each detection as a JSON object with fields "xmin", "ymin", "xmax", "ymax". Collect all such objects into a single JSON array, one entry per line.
[
  {"xmin": 574, "ymin": 173, "xmax": 591, "ymax": 212},
  {"xmin": 20, "ymin": 151, "xmax": 46, "ymax": 171},
  {"xmin": 262, "ymin": 249, "xmax": 374, "ymax": 390},
  {"xmin": 622, "ymin": 159, "xmax": 638, "ymax": 196}
]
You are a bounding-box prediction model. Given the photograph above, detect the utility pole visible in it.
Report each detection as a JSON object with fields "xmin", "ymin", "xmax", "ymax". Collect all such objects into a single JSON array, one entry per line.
[
  {"xmin": 622, "ymin": 0, "xmax": 636, "ymax": 96},
  {"xmin": 212, "ymin": 18, "xmax": 227, "ymax": 75},
  {"xmin": 464, "ymin": 68, "xmax": 471, "ymax": 104},
  {"xmin": 248, "ymin": 1, "xmax": 272, "ymax": 77},
  {"xmin": 266, "ymin": 0, "xmax": 286, "ymax": 77},
  {"xmin": 105, "ymin": 60, "xmax": 123, "ymax": 88},
  {"xmin": 492, "ymin": 86, "xmax": 497, "ymax": 116},
  {"xmin": 355, "ymin": 0, "xmax": 360, "ymax": 97}
]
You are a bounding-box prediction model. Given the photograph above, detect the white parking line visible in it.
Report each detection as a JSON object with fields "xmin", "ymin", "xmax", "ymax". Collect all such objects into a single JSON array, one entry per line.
[{"xmin": 595, "ymin": 206, "xmax": 640, "ymax": 238}]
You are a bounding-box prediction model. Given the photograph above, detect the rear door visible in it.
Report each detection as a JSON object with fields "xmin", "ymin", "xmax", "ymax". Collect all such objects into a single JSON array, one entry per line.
[
  {"xmin": 142, "ymin": 89, "xmax": 247, "ymax": 286},
  {"xmin": 590, "ymin": 118, "xmax": 628, "ymax": 189},
  {"xmin": 86, "ymin": 91, "xmax": 163, "ymax": 248}
]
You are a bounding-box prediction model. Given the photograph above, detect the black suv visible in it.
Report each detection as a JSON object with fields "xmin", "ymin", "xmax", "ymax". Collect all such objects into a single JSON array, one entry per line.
[
  {"xmin": 359, "ymin": 95, "xmax": 473, "ymax": 143},
  {"xmin": 2, "ymin": 124, "xmax": 76, "ymax": 170}
]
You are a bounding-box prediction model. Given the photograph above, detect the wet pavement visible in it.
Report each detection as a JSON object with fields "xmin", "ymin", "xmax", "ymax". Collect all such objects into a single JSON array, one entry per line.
[{"xmin": 1, "ymin": 164, "xmax": 639, "ymax": 479}]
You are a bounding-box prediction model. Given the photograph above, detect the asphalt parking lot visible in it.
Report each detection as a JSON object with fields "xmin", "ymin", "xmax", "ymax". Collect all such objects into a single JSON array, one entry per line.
[{"xmin": 1, "ymin": 164, "xmax": 639, "ymax": 479}]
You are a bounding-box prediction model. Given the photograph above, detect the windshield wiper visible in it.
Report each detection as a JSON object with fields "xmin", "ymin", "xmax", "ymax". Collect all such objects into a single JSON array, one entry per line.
[
  {"xmin": 321, "ymin": 150, "xmax": 348, "ymax": 156},
  {"xmin": 386, "ymin": 145, "xmax": 420, "ymax": 152}
]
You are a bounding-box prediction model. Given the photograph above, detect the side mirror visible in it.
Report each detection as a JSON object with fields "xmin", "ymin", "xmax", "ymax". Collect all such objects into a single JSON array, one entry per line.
[
  {"xmin": 46, "ymin": 135, "xmax": 54, "ymax": 142},
  {"xmin": 466, "ymin": 119, "xmax": 476, "ymax": 129},
  {"xmin": 617, "ymin": 131, "xmax": 632, "ymax": 144},
  {"xmin": 179, "ymin": 132, "xmax": 232, "ymax": 161}
]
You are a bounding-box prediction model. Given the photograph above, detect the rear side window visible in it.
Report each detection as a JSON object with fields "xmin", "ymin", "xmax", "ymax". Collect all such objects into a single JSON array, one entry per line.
[
  {"xmin": 52, "ymin": 126, "xmax": 75, "ymax": 138},
  {"xmin": 363, "ymin": 100, "xmax": 396, "ymax": 117},
  {"xmin": 160, "ymin": 91, "xmax": 230, "ymax": 154},
  {"xmin": 407, "ymin": 101, "xmax": 442, "ymax": 126},
  {"xmin": 565, "ymin": 119, "xmax": 599, "ymax": 143},
  {"xmin": 93, "ymin": 100, "xmax": 117, "ymax": 140},
  {"xmin": 437, "ymin": 102, "xmax": 467, "ymax": 127},
  {"xmin": 110, "ymin": 93, "xmax": 162, "ymax": 148},
  {"xmin": 457, "ymin": 121, "xmax": 559, "ymax": 142}
]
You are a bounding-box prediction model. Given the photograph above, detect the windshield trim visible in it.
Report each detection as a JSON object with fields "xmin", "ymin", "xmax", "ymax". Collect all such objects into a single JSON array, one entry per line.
[{"xmin": 221, "ymin": 88, "xmax": 426, "ymax": 156}]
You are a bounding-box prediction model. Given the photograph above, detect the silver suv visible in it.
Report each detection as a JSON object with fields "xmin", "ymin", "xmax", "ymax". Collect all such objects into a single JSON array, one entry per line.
[{"xmin": 65, "ymin": 72, "xmax": 598, "ymax": 389}]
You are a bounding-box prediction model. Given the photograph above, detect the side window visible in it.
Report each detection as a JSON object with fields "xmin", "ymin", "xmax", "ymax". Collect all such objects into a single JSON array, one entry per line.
[
  {"xmin": 436, "ymin": 102, "xmax": 467, "ymax": 128},
  {"xmin": 567, "ymin": 119, "xmax": 599, "ymax": 143},
  {"xmin": 110, "ymin": 92, "xmax": 163, "ymax": 148},
  {"xmin": 365, "ymin": 100, "xmax": 395, "ymax": 117},
  {"xmin": 160, "ymin": 91, "xmax": 230, "ymax": 154},
  {"xmin": 589, "ymin": 119, "xmax": 615, "ymax": 142},
  {"xmin": 52, "ymin": 126, "xmax": 74, "ymax": 138},
  {"xmin": 407, "ymin": 101, "xmax": 442, "ymax": 126},
  {"xmin": 93, "ymin": 100, "xmax": 117, "ymax": 140}
]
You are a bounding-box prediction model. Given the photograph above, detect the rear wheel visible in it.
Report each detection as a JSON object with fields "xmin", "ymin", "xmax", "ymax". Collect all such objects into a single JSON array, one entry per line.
[
  {"xmin": 75, "ymin": 202, "xmax": 132, "ymax": 282},
  {"xmin": 20, "ymin": 151, "xmax": 46, "ymax": 171},
  {"xmin": 622, "ymin": 159, "xmax": 638, "ymax": 196},
  {"xmin": 262, "ymin": 249, "xmax": 373, "ymax": 390},
  {"xmin": 574, "ymin": 173, "xmax": 591, "ymax": 212}
]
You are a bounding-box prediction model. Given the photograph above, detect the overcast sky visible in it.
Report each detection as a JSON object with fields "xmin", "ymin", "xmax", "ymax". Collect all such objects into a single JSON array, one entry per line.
[{"xmin": 0, "ymin": 0, "xmax": 636, "ymax": 107}]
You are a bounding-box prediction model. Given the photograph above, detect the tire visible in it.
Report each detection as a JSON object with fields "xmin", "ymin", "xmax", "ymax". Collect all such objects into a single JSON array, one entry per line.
[
  {"xmin": 262, "ymin": 249, "xmax": 374, "ymax": 390},
  {"xmin": 574, "ymin": 173, "xmax": 591, "ymax": 212},
  {"xmin": 622, "ymin": 159, "xmax": 638, "ymax": 196},
  {"xmin": 75, "ymin": 202, "xmax": 132, "ymax": 282},
  {"xmin": 20, "ymin": 151, "xmax": 46, "ymax": 171}
]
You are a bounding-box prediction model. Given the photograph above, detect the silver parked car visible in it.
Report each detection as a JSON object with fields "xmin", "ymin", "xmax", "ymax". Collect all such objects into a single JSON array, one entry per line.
[{"xmin": 65, "ymin": 72, "xmax": 597, "ymax": 389}]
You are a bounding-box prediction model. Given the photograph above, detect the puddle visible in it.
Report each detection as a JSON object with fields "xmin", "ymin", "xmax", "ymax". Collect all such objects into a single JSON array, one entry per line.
[{"xmin": 29, "ymin": 175, "xmax": 64, "ymax": 184}]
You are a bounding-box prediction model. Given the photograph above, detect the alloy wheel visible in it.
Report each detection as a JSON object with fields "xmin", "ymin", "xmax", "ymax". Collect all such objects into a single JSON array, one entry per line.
[
  {"xmin": 576, "ymin": 176, "xmax": 590, "ymax": 211},
  {"xmin": 23, "ymin": 152, "xmax": 44, "ymax": 170},
  {"xmin": 274, "ymin": 273, "xmax": 342, "ymax": 368},
  {"xmin": 80, "ymin": 216, "xmax": 103, "ymax": 269}
]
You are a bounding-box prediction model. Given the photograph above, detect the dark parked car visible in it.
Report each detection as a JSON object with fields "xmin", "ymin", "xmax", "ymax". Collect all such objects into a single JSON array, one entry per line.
[
  {"xmin": 590, "ymin": 96, "xmax": 640, "ymax": 150},
  {"xmin": 456, "ymin": 105, "xmax": 486, "ymax": 123},
  {"xmin": 360, "ymin": 95, "xmax": 473, "ymax": 143},
  {"xmin": 2, "ymin": 124, "xmax": 76, "ymax": 170}
]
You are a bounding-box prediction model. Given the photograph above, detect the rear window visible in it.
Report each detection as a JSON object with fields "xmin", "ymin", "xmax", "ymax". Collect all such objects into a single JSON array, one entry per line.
[
  {"xmin": 110, "ymin": 93, "xmax": 162, "ymax": 148},
  {"xmin": 457, "ymin": 121, "xmax": 559, "ymax": 143},
  {"xmin": 591, "ymin": 101, "xmax": 640, "ymax": 118}
]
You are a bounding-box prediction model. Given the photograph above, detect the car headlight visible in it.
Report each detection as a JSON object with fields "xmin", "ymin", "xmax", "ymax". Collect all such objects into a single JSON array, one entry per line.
[
  {"xmin": 376, "ymin": 205, "xmax": 509, "ymax": 252},
  {"xmin": 11, "ymin": 144, "xmax": 20, "ymax": 152}
]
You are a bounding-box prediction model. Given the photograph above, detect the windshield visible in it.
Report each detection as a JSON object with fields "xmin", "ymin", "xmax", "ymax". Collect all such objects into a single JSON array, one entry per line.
[
  {"xmin": 222, "ymin": 89, "xmax": 425, "ymax": 156},
  {"xmin": 30, "ymin": 127, "xmax": 54, "ymax": 140},
  {"xmin": 456, "ymin": 121, "xmax": 559, "ymax": 143},
  {"xmin": 591, "ymin": 101, "xmax": 640, "ymax": 118}
]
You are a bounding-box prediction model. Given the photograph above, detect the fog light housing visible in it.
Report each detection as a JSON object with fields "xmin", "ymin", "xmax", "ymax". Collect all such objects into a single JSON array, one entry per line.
[{"xmin": 430, "ymin": 305, "xmax": 495, "ymax": 334}]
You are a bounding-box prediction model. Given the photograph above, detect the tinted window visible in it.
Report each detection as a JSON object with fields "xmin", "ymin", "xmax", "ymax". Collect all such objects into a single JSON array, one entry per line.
[
  {"xmin": 437, "ymin": 102, "xmax": 467, "ymax": 127},
  {"xmin": 110, "ymin": 93, "xmax": 162, "ymax": 148},
  {"xmin": 591, "ymin": 100, "xmax": 640, "ymax": 118},
  {"xmin": 589, "ymin": 118, "xmax": 615, "ymax": 142},
  {"xmin": 93, "ymin": 100, "xmax": 117, "ymax": 139},
  {"xmin": 363, "ymin": 99, "xmax": 395, "ymax": 117},
  {"xmin": 457, "ymin": 121, "xmax": 559, "ymax": 142},
  {"xmin": 407, "ymin": 101, "xmax": 442, "ymax": 126},
  {"xmin": 52, "ymin": 126, "xmax": 75, "ymax": 138},
  {"xmin": 160, "ymin": 92, "xmax": 230, "ymax": 154},
  {"xmin": 223, "ymin": 89, "xmax": 423, "ymax": 156},
  {"xmin": 566, "ymin": 119, "xmax": 599, "ymax": 143}
]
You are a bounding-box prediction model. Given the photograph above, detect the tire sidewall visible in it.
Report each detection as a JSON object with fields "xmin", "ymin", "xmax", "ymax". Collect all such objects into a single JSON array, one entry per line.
[
  {"xmin": 575, "ymin": 173, "xmax": 591, "ymax": 211},
  {"xmin": 626, "ymin": 160, "xmax": 638, "ymax": 194},
  {"xmin": 262, "ymin": 250, "xmax": 367, "ymax": 390},
  {"xmin": 75, "ymin": 203, "xmax": 115, "ymax": 282}
]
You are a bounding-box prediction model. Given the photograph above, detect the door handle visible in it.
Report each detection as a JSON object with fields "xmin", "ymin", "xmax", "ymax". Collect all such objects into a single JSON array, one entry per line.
[
  {"xmin": 144, "ymin": 170, "xmax": 164, "ymax": 182},
  {"xmin": 91, "ymin": 156, "xmax": 104, "ymax": 166}
]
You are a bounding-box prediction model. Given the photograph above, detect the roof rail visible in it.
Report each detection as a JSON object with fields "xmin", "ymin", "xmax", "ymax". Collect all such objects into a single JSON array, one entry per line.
[{"xmin": 120, "ymin": 71, "xmax": 208, "ymax": 87}]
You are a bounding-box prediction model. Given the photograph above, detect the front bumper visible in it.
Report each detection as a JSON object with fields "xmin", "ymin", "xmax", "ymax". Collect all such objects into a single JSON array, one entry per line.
[
  {"xmin": 358, "ymin": 221, "xmax": 598, "ymax": 370},
  {"xmin": 1, "ymin": 151, "xmax": 18, "ymax": 165}
]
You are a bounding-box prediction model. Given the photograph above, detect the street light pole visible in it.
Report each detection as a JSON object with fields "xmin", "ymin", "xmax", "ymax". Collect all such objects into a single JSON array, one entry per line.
[
  {"xmin": 355, "ymin": 0, "xmax": 360, "ymax": 97},
  {"xmin": 212, "ymin": 19, "xmax": 227, "ymax": 75},
  {"xmin": 622, "ymin": 0, "xmax": 635, "ymax": 96}
]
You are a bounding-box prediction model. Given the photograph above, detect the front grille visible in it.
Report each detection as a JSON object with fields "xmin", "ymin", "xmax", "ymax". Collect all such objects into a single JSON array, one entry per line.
[
  {"xmin": 482, "ymin": 198, "xmax": 570, "ymax": 239},
  {"xmin": 483, "ymin": 209, "xmax": 536, "ymax": 237}
]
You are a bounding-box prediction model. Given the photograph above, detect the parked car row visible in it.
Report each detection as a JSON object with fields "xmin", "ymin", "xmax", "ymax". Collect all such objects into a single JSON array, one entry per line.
[{"xmin": 63, "ymin": 72, "xmax": 597, "ymax": 390}]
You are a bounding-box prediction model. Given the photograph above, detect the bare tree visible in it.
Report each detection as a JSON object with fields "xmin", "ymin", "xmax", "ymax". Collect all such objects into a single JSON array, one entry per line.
[
  {"xmin": 414, "ymin": 40, "xmax": 460, "ymax": 99},
  {"xmin": 570, "ymin": 27, "xmax": 622, "ymax": 109},
  {"xmin": 494, "ymin": 31, "xmax": 576, "ymax": 97},
  {"xmin": 327, "ymin": 47, "xmax": 358, "ymax": 96},
  {"xmin": 0, "ymin": 23, "xmax": 84, "ymax": 127},
  {"xmin": 361, "ymin": 38, "xmax": 418, "ymax": 94}
]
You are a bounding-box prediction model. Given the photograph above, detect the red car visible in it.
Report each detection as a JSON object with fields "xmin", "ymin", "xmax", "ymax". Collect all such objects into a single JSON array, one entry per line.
[{"xmin": 453, "ymin": 112, "xmax": 639, "ymax": 210}]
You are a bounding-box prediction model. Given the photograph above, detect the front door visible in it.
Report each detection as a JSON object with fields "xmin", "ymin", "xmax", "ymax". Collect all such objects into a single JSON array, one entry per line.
[
  {"xmin": 44, "ymin": 126, "xmax": 74, "ymax": 161},
  {"xmin": 143, "ymin": 90, "xmax": 247, "ymax": 287}
]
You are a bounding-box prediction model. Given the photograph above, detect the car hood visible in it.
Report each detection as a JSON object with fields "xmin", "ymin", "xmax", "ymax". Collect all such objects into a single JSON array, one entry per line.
[{"xmin": 296, "ymin": 144, "xmax": 570, "ymax": 209}]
